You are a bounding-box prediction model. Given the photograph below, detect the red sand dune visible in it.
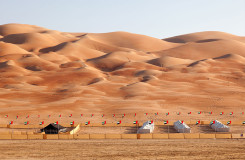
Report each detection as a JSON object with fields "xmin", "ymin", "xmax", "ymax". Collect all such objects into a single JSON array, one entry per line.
[{"xmin": 0, "ymin": 23, "xmax": 245, "ymax": 123}]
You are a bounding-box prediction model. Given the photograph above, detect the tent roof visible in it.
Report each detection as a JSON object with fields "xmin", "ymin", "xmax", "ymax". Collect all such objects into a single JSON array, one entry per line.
[{"xmin": 42, "ymin": 123, "xmax": 65, "ymax": 130}]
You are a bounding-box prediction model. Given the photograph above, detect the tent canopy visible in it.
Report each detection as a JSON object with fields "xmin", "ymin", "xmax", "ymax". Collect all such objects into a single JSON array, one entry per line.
[{"xmin": 40, "ymin": 123, "xmax": 65, "ymax": 134}]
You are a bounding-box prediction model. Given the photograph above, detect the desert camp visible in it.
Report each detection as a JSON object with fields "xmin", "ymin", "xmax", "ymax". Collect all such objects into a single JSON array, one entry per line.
[{"xmin": 1, "ymin": 0, "xmax": 245, "ymax": 159}]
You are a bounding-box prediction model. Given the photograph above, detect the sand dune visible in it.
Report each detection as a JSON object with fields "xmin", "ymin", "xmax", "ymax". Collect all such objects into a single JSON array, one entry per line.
[
  {"xmin": 164, "ymin": 31, "xmax": 245, "ymax": 43},
  {"xmin": 0, "ymin": 23, "xmax": 45, "ymax": 36},
  {"xmin": 74, "ymin": 35, "xmax": 132, "ymax": 53},
  {"xmin": 147, "ymin": 56, "xmax": 193, "ymax": 67},
  {"xmin": 88, "ymin": 31, "xmax": 180, "ymax": 52},
  {"xmin": 40, "ymin": 41, "xmax": 106, "ymax": 60},
  {"xmin": 0, "ymin": 23, "xmax": 245, "ymax": 122},
  {"xmin": 1, "ymin": 32, "xmax": 75, "ymax": 52},
  {"xmin": 153, "ymin": 39, "xmax": 245, "ymax": 60},
  {"xmin": 213, "ymin": 53, "xmax": 245, "ymax": 62},
  {"xmin": 0, "ymin": 41, "xmax": 28, "ymax": 56},
  {"xmin": 86, "ymin": 51, "xmax": 152, "ymax": 71}
]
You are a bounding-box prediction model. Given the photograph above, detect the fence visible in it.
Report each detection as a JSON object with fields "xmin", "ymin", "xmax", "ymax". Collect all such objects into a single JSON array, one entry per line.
[{"xmin": 0, "ymin": 133, "xmax": 242, "ymax": 139}]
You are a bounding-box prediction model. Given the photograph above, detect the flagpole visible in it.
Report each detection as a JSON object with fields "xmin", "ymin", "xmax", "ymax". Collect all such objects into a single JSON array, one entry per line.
[
  {"xmin": 168, "ymin": 123, "xmax": 169, "ymax": 134},
  {"xmin": 137, "ymin": 120, "xmax": 138, "ymax": 134},
  {"xmin": 58, "ymin": 113, "xmax": 60, "ymax": 135},
  {"xmin": 135, "ymin": 113, "xmax": 137, "ymax": 134},
  {"xmin": 28, "ymin": 114, "xmax": 29, "ymax": 134},
  {"xmin": 89, "ymin": 114, "xmax": 91, "ymax": 134},
  {"xmin": 11, "ymin": 114, "xmax": 13, "ymax": 137},
  {"xmin": 168, "ymin": 112, "xmax": 170, "ymax": 134},
  {"xmin": 38, "ymin": 114, "xmax": 39, "ymax": 134},
  {"xmin": 80, "ymin": 114, "xmax": 83, "ymax": 127},
  {"xmin": 120, "ymin": 114, "xmax": 122, "ymax": 134}
]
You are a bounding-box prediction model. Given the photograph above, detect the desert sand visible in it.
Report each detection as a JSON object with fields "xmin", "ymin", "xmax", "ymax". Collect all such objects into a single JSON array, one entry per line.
[
  {"xmin": 0, "ymin": 139, "xmax": 245, "ymax": 160},
  {"xmin": 0, "ymin": 23, "xmax": 245, "ymax": 124}
]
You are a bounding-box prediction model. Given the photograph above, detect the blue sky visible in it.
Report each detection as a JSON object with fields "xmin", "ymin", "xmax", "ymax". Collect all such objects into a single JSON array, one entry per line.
[{"xmin": 0, "ymin": 0, "xmax": 244, "ymax": 38}]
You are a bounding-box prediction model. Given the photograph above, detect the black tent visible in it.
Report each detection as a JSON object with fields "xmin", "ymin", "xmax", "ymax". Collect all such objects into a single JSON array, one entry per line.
[{"xmin": 40, "ymin": 123, "xmax": 65, "ymax": 134}]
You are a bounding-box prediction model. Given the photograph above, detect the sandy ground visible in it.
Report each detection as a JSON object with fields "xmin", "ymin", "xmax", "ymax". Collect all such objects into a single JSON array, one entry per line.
[{"xmin": 0, "ymin": 139, "xmax": 245, "ymax": 160}]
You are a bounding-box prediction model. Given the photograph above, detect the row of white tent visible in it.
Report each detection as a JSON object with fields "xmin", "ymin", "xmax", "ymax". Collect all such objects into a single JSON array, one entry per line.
[{"xmin": 137, "ymin": 120, "xmax": 230, "ymax": 133}]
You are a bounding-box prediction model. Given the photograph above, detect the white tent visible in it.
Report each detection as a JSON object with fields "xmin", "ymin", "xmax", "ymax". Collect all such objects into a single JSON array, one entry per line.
[
  {"xmin": 210, "ymin": 120, "xmax": 230, "ymax": 132},
  {"xmin": 137, "ymin": 121, "xmax": 154, "ymax": 134},
  {"xmin": 174, "ymin": 120, "xmax": 191, "ymax": 133}
]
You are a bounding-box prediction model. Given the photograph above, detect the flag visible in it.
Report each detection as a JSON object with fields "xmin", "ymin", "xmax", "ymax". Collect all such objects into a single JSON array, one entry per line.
[
  {"xmin": 24, "ymin": 121, "xmax": 29, "ymax": 125},
  {"xmin": 102, "ymin": 121, "xmax": 106, "ymax": 125},
  {"xmin": 164, "ymin": 120, "xmax": 168, "ymax": 124},
  {"xmin": 196, "ymin": 120, "xmax": 200, "ymax": 125},
  {"xmin": 91, "ymin": 114, "xmax": 94, "ymax": 117},
  {"xmin": 5, "ymin": 115, "xmax": 8, "ymax": 118},
  {"xmin": 70, "ymin": 121, "xmax": 74, "ymax": 125},
  {"xmin": 230, "ymin": 112, "xmax": 233, "ymax": 115},
  {"xmin": 198, "ymin": 112, "xmax": 201, "ymax": 114},
  {"xmin": 211, "ymin": 120, "xmax": 215, "ymax": 125},
  {"xmin": 85, "ymin": 121, "xmax": 90, "ymax": 125},
  {"xmin": 209, "ymin": 112, "xmax": 212, "ymax": 114},
  {"xmin": 26, "ymin": 115, "xmax": 29, "ymax": 118},
  {"xmin": 80, "ymin": 114, "xmax": 83, "ymax": 117},
  {"xmin": 166, "ymin": 112, "xmax": 169, "ymax": 116},
  {"xmin": 39, "ymin": 121, "xmax": 44, "ymax": 125},
  {"xmin": 149, "ymin": 120, "xmax": 153, "ymax": 124},
  {"xmin": 59, "ymin": 114, "xmax": 61, "ymax": 117},
  {"xmin": 188, "ymin": 112, "xmax": 191, "ymax": 114},
  {"xmin": 9, "ymin": 121, "xmax": 13, "ymax": 125},
  {"xmin": 220, "ymin": 112, "xmax": 223, "ymax": 115},
  {"xmin": 54, "ymin": 121, "xmax": 58, "ymax": 125},
  {"xmin": 112, "ymin": 114, "xmax": 115, "ymax": 117},
  {"xmin": 134, "ymin": 113, "xmax": 136, "ymax": 117},
  {"xmin": 133, "ymin": 121, "xmax": 138, "ymax": 124},
  {"xmin": 144, "ymin": 113, "xmax": 148, "ymax": 116},
  {"xmin": 177, "ymin": 112, "xmax": 181, "ymax": 115},
  {"xmin": 122, "ymin": 114, "xmax": 125, "ymax": 118},
  {"xmin": 181, "ymin": 120, "xmax": 183, "ymax": 124},
  {"xmin": 155, "ymin": 112, "xmax": 158, "ymax": 116},
  {"xmin": 16, "ymin": 116, "xmax": 18, "ymax": 119},
  {"xmin": 48, "ymin": 115, "xmax": 51, "ymax": 118},
  {"xmin": 102, "ymin": 114, "xmax": 104, "ymax": 117},
  {"xmin": 227, "ymin": 121, "xmax": 231, "ymax": 125},
  {"xmin": 117, "ymin": 120, "xmax": 121, "ymax": 124},
  {"xmin": 69, "ymin": 114, "xmax": 72, "ymax": 117}
]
